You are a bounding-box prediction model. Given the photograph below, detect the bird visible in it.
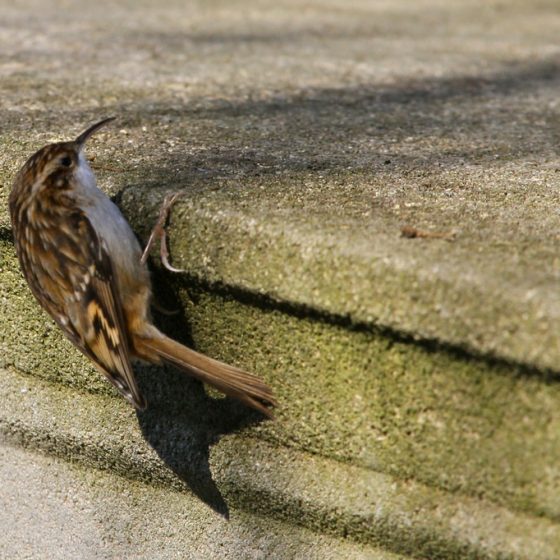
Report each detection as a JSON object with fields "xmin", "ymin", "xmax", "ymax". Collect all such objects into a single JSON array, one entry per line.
[{"xmin": 9, "ymin": 118, "xmax": 276, "ymax": 417}]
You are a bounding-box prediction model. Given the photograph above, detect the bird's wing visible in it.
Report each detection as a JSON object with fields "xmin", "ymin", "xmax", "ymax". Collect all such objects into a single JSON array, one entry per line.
[{"xmin": 38, "ymin": 211, "xmax": 146, "ymax": 409}]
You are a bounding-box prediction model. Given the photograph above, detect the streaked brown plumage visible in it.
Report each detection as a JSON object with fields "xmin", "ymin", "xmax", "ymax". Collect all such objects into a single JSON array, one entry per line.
[{"xmin": 9, "ymin": 118, "xmax": 276, "ymax": 417}]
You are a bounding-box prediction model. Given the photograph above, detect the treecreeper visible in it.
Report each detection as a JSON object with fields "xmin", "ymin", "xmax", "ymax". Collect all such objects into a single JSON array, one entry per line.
[{"xmin": 9, "ymin": 118, "xmax": 276, "ymax": 417}]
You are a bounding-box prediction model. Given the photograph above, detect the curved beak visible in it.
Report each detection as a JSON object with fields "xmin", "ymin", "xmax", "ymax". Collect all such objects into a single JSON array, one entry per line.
[{"xmin": 75, "ymin": 117, "xmax": 116, "ymax": 149}]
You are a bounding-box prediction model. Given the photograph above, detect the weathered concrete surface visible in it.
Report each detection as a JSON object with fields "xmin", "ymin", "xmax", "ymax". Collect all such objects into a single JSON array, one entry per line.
[
  {"xmin": 2, "ymin": 0, "xmax": 560, "ymax": 557},
  {"xmin": 6, "ymin": 230, "xmax": 560, "ymax": 531},
  {"xmin": 3, "ymin": 0, "xmax": 560, "ymax": 369},
  {"xmin": 0, "ymin": 441, "xmax": 399, "ymax": 560},
  {"xmin": 2, "ymin": 367, "xmax": 559, "ymax": 560}
]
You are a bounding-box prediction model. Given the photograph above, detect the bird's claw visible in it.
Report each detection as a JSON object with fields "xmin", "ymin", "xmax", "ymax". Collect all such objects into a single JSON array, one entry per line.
[{"xmin": 141, "ymin": 192, "xmax": 184, "ymax": 272}]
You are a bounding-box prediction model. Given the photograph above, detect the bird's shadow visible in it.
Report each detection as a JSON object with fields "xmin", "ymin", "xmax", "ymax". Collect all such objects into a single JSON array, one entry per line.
[{"xmin": 132, "ymin": 267, "xmax": 267, "ymax": 519}]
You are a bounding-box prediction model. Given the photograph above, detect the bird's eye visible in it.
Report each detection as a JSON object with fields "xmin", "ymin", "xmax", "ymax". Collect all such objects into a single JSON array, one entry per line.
[{"xmin": 60, "ymin": 156, "xmax": 72, "ymax": 167}]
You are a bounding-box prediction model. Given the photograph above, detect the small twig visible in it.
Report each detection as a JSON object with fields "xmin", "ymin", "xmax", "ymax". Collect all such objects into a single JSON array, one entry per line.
[
  {"xmin": 88, "ymin": 155, "xmax": 122, "ymax": 173},
  {"xmin": 90, "ymin": 163, "xmax": 122, "ymax": 173},
  {"xmin": 401, "ymin": 225, "xmax": 456, "ymax": 241}
]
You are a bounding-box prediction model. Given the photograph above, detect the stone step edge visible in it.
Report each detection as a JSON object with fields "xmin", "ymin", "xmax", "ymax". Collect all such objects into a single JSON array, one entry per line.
[
  {"xmin": 120, "ymin": 188, "xmax": 560, "ymax": 374},
  {"xmin": 1, "ymin": 442, "xmax": 408, "ymax": 560},
  {"xmin": 0, "ymin": 366, "xmax": 557, "ymax": 560}
]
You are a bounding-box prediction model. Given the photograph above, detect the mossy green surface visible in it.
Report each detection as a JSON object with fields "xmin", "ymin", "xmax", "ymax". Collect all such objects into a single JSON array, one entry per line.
[
  {"xmin": 2, "ymin": 368, "xmax": 559, "ymax": 559},
  {"xmin": 181, "ymin": 286, "xmax": 560, "ymax": 521},
  {"xmin": 4, "ymin": 229, "xmax": 560, "ymax": 525}
]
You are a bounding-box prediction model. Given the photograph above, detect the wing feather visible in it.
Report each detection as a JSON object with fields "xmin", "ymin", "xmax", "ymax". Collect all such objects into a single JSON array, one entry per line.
[
  {"xmin": 82, "ymin": 264, "xmax": 146, "ymax": 409},
  {"xmin": 35, "ymin": 210, "xmax": 146, "ymax": 409}
]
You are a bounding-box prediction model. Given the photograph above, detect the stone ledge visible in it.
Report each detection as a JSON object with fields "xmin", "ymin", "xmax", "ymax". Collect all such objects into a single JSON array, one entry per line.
[
  {"xmin": 0, "ymin": 443, "xmax": 398, "ymax": 560},
  {"xmin": 4, "ymin": 232, "xmax": 560, "ymax": 525},
  {"xmin": 1, "ymin": 367, "xmax": 559, "ymax": 560},
  {"xmin": 120, "ymin": 175, "xmax": 560, "ymax": 375}
]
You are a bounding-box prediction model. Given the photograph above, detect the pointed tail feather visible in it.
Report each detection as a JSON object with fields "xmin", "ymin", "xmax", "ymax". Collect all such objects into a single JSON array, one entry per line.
[{"xmin": 138, "ymin": 335, "xmax": 277, "ymax": 417}]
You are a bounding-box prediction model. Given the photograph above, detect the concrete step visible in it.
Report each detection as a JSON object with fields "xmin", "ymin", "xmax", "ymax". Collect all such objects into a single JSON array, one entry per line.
[
  {"xmin": 1, "ymin": 366, "xmax": 558, "ymax": 559},
  {"xmin": 4, "ymin": 214, "xmax": 560, "ymax": 529},
  {"xmin": 2, "ymin": 0, "xmax": 560, "ymax": 557},
  {"xmin": 0, "ymin": 442, "xmax": 400, "ymax": 560}
]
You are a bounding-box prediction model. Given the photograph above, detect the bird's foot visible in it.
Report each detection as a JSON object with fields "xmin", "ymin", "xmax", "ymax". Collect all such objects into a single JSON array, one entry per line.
[{"xmin": 140, "ymin": 192, "xmax": 184, "ymax": 272}]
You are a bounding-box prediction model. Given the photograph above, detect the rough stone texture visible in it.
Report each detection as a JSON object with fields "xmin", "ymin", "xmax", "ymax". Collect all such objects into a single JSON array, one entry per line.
[
  {"xmin": 2, "ymin": 0, "xmax": 560, "ymax": 371},
  {"xmin": 2, "ymin": 368, "xmax": 559, "ymax": 560},
  {"xmin": 2, "ymin": 0, "xmax": 560, "ymax": 558},
  {"xmin": 0, "ymin": 442, "xmax": 397, "ymax": 560}
]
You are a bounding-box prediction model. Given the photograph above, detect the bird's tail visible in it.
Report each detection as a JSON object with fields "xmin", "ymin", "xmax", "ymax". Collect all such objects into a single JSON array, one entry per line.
[{"xmin": 137, "ymin": 334, "xmax": 276, "ymax": 417}]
